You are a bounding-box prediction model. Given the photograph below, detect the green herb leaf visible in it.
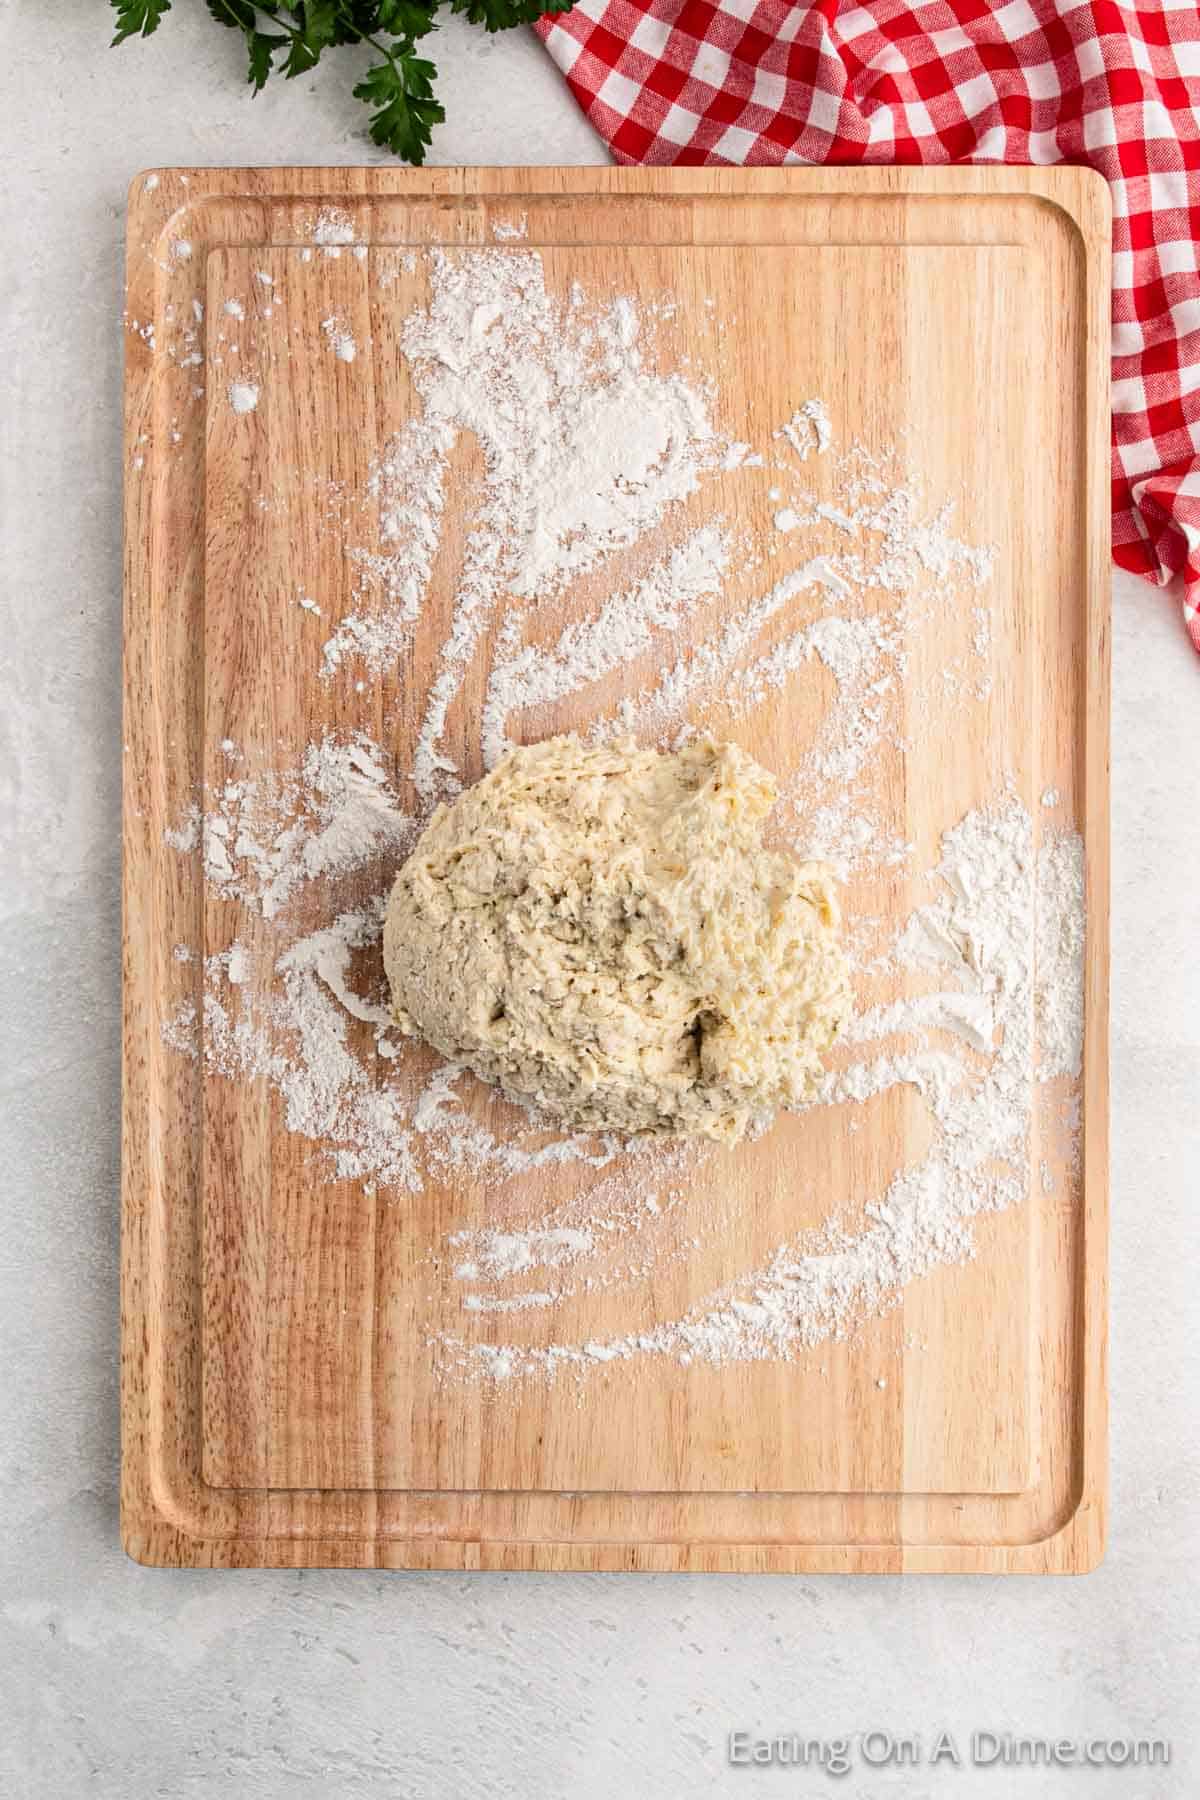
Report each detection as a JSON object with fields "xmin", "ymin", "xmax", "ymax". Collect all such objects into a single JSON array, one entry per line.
[
  {"xmin": 297, "ymin": 0, "xmax": 340, "ymax": 48},
  {"xmin": 205, "ymin": 0, "xmax": 257, "ymax": 29},
  {"xmin": 329, "ymin": 3, "xmax": 372, "ymax": 48},
  {"xmin": 273, "ymin": 0, "xmax": 337, "ymax": 77},
  {"xmin": 282, "ymin": 35, "xmax": 322, "ymax": 77},
  {"xmin": 446, "ymin": 0, "xmax": 565, "ymax": 30},
  {"xmin": 376, "ymin": 0, "xmax": 439, "ymax": 38},
  {"xmin": 111, "ymin": 0, "xmax": 171, "ymax": 45},
  {"xmin": 353, "ymin": 54, "xmax": 445, "ymax": 166},
  {"xmin": 248, "ymin": 30, "xmax": 290, "ymax": 90}
]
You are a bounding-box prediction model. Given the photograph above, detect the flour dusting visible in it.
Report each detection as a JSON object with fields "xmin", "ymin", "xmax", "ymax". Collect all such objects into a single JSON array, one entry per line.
[
  {"xmin": 776, "ymin": 398, "xmax": 832, "ymax": 461},
  {"xmin": 312, "ymin": 206, "xmax": 357, "ymax": 246},
  {"xmin": 197, "ymin": 734, "xmax": 413, "ymax": 919},
  {"xmin": 161, "ymin": 243, "xmax": 1086, "ymax": 1390},
  {"xmin": 321, "ymin": 315, "xmax": 358, "ymax": 363},
  {"xmin": 318, "ymin": 249, "xmax": 716, "ymax": 801}
]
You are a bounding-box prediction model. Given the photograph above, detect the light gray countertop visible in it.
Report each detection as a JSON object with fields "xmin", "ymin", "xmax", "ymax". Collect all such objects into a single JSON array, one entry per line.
[{"xmin": 2, "ymin": 7, "xmax": 1197, "ymax": 1795}]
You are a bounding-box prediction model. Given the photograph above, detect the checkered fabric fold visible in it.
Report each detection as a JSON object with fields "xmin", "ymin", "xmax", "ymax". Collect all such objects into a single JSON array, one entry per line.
[{"xmin": 537, "ymin": 0, "xmax": 1200, "ymax": 651}]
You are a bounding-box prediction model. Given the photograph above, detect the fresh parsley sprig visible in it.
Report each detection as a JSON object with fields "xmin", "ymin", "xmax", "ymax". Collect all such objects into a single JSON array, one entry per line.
[{"xmin": 109, "ymin": 0, "xmax": 577, "ymax": 165}]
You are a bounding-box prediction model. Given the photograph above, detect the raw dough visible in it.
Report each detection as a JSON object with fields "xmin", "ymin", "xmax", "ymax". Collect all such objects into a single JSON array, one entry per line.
[{"xmin": 383, "ymin": 735, "xmax": 850, "ymax": 1142}]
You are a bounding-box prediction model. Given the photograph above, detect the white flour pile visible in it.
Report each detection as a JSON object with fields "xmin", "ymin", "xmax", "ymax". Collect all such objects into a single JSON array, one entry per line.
[{"xmin": 162, "ymin": 245, "xmax": 1086, "ymax": 1386}]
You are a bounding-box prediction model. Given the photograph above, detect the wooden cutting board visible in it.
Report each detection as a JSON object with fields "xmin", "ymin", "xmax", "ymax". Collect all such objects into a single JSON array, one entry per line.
[{"xmin": 121, "ymin": 166, "xmax": 1109, "ymax": 1572}]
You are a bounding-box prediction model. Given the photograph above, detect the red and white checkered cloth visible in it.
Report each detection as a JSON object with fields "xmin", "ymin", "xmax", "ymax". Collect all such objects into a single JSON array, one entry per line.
[{"xmin": 537, "ymin": 0, "xmax": 1200, "ymax": 652}]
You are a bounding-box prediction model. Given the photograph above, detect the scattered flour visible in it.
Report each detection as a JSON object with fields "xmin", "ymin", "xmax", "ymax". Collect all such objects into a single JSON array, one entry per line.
[
  {"xmin": 455, "ymin": 1227, "xmax": 595, "ymax": 1279},
  {"xmin": 164, "ymin": 803, "xmax": 199, "ymax": 853},
  {"xmin": 312, "ymin": 206, "xmax": 357, "ymax": 246},
  {"xmin": 1036, "ymin": 830, "xmax": 1086, "ymax": 1079},
  {"xmin": 321, "ymin": 315, "xmax": 357, "ymax": 363},
  {"xmin": 776, "ymin": 398, "xmax": 832, "ymax": 461},
  {"xmin": 182, "ymin": 733, "xmax": 414, "ymax": 919},
  {"xmin": 480, "ymin": 524, "xmax": 731, "ymax": 768},
  {"xmin": 159, "ymin": 247, "xmax": 1086, "ymax": 1389},
  {"xmin": 320, "ymin": 249, "xmax": 717, "ymax": 798}
]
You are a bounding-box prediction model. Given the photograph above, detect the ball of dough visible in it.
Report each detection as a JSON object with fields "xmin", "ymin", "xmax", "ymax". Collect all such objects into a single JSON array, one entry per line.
[{"xmin": 384, "ymin": 735, "xmax": 850, "ymax": 1142}]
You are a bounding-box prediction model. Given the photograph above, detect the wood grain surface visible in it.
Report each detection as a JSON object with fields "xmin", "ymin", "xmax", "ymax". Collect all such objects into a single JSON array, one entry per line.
[{"xmin": 121, "ymin": 166, "xmax": 1110, "ymax": 1572}]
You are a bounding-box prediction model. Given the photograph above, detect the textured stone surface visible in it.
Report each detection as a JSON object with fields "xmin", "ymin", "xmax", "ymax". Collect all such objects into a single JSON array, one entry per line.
[{"xmin": 1, "ymin": 8, "xmax": 1197, "ymax": 1794}]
